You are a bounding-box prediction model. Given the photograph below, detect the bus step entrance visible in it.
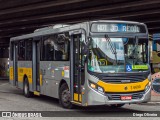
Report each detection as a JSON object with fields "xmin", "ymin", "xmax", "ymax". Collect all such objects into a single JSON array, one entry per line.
[
  {"xmin": 34, "ymin": 91, "xmax": 40, "ymax": 96},
  {"xmin": 36, "ymin": 85, "xmax": 40, "ymax": 91}
]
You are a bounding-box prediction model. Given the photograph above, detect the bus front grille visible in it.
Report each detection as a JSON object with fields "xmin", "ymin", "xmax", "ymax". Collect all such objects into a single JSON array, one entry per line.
[
  {"xmin": 101, "ymin": 74, "xmax": 147, "ymax": 83},
  {"xmin": 106, "ymin": 91, "xmax": 144, "ymax": 100}
]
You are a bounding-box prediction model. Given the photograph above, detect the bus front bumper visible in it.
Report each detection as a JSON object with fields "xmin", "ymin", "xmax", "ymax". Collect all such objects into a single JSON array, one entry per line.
[{"xmin": 87, "ymin": 86, "xmax": 151, "ymax": 106}]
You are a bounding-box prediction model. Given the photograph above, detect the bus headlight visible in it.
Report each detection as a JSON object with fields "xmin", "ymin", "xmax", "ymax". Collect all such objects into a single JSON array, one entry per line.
[
  {"xmin": 90, "ymin": 83, "xmax": 96, "ymax": 89},
  {"xmin": 89, "ymin": 81, "xmax": 104, "ymax": 94}
]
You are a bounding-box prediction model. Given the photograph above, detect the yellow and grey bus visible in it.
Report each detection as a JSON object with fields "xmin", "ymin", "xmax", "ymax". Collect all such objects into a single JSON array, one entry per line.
[{"xmin": 9, "ymin": 20, "xmax": 151, "ymax": 108}]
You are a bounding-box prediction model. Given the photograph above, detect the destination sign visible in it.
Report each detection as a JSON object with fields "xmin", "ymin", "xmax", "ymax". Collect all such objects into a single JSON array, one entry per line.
[{"xmin": 91, "ymin": 23, "xmax": 146, "ymax": 33}]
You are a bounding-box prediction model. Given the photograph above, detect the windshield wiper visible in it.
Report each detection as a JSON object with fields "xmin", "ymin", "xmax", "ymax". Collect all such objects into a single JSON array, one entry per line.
[
  {"xmin": 129, "ymin": 36, "xmax": 138, "ymax": 64},
  {"xmin": 105, "ymin": 34, "xmax": 117, "ymax": 65}
]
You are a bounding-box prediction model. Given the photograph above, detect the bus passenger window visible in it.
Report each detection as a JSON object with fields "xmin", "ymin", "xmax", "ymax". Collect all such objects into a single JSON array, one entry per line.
[
  {"xmin": 41, "ymin": 34, "xmax": 70, "ymax": 61},
  {"xmin": 26, "ymin": 40, "xmax": 32, "ymax": 61},
  {"xmin": 43, "ymin": 37, "xmax": 54, "ymax": 61},
  {"xmin": 55, "ymin": 50, "xmax": 63, "ymax": 60},
  {"xmin": 54, "ymin": 34, "xmax": 70, "ymax": 61},
  {"xmin": 18, "ymin": 40, "xmax": 25, "ymax": 60},
  {"xmin": 10, "ymin": 42, "xmax": 14, "ymax": 61}
]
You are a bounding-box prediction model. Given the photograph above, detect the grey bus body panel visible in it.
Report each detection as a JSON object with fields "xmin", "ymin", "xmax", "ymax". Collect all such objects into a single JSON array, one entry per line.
[
  {"xmin": 13, "ymin": 44, "xmax": 18, "ymax": 86},
  {"xmin": 9, "ymin": 61, "xmax": 33, "ymax": 91},
  {"xmin": 80, "ymin": 64, "xmax": 100, "ymax": 105},
  {"xmin": 40, "ymin": 61, "xmax": 70, "ymax": 98},
  {"xmin": 32, "ymin": 41, "xmax": 37, "ymax": 92},
  {"xmin": 18, "ymin": 61, "xmax": 32, "ymax": 90},
  {"xmin": 10, "ymin": 60, "xmax": 70, "ymax": 99}
]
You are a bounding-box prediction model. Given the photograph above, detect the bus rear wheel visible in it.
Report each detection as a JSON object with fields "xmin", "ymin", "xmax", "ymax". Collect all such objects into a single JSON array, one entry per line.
[
  {"xmin": 59, "ymin": 83, "xmax": 73, "ymax": 109},
  {"xmin": 23, "ymin": 77, "xmax": 32, "ymax": 98},
  {"xmin": 110, "ymin": 104, "xmax": 125, "ymax": 108}
]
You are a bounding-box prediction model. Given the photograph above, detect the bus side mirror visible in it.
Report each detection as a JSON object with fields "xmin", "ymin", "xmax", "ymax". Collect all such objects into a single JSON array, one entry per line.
[{"xmin": 83, "ymin": 37, "xmax": 91, "ymax": 54}]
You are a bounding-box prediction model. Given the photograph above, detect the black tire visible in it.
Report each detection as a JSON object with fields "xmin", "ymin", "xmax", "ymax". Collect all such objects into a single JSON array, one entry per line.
[
  {"xmin": 23, "ymin": 77, "xmax": 32, "ymax": 98},
  {"xmin": 59, "ymin": 83, "xmax": 73, "ymax": 109},
  {"xmin": 110, "ymin": 104, "xmax": 125, "ymax": 108}
]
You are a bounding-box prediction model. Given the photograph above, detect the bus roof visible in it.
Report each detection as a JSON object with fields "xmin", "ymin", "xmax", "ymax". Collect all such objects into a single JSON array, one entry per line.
[{"xmin": 10, "ymin": 20, "xmax": 146, "ymax": 41}]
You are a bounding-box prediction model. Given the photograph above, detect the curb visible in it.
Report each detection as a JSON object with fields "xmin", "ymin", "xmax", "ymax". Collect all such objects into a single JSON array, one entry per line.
[
  {"xmin": 148, "ymin": 102, "xmax": 160, "ymax": 104},
  {"xmin": 0, "ymin": 90, "xmax": 15, "ymax": 93},
  {"xmin": 0, "ymin": 90, "xmax": 22, "ymax": 94},
  {"xmin": 138, "ymin": 102, "xmax": 160, "ymax": 105}
]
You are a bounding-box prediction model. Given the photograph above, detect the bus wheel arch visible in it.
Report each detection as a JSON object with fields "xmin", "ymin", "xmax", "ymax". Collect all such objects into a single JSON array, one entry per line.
[
  {"xmin": 23, "ymin": 75, "xmax": 32, "ymax": 98},
  {"xmin": 59, "ymin": 79, "xmax": 73, "ymax": 109}
]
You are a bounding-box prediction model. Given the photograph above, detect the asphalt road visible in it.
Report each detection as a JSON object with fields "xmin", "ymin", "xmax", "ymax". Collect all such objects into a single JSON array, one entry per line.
[{"xmin": 0, "ymin": 79, "xmax": 160, "ymax": 120}]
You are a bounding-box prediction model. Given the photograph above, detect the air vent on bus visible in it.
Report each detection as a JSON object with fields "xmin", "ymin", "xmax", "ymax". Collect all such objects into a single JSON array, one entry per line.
[
  {"xmin": 101, "ymin": 74, "xmax": 147, "ymax": 83},
  {"xmin": 106, "ymin": 91, "xmax": 144, "ymax": 100}
]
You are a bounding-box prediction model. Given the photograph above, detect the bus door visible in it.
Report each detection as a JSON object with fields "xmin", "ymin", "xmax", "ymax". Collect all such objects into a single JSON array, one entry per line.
[
  {"xmin": 13, "ymin": 42, "xmax": 18, "ymax": 86},
  {"xmin": 32, "ymin": 40, "xmax": 40, "ymax": 93},
  {"xmin": 71, "ymin": 33, "xmax": 85, "ymax": 103}
]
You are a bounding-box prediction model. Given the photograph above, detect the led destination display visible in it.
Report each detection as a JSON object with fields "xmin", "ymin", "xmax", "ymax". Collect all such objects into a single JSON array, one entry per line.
[{"xmin": 91, "ymin": 23, "xmax": 146, "ymax": 33}]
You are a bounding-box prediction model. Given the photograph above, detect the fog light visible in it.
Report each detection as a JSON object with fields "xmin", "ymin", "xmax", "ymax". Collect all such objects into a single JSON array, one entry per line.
[{"xmin": 98, "ymin": 86, "xmax": 104, "ymax": 93}]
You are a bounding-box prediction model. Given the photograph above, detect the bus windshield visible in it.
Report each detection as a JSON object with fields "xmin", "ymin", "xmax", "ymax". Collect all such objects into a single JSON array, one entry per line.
[{"xmin": 88, "ymin": 36, "xmax": 149, "ymax": 73}]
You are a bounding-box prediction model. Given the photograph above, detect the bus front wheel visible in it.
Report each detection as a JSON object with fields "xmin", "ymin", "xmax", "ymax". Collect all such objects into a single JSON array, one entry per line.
[
  {"xmin": 59, "ymin": 83, "xmax": 73, "ymax": 109},
  {"xmin": 23, "ymin": 77, "xmax": 32, "ymax": 98}
]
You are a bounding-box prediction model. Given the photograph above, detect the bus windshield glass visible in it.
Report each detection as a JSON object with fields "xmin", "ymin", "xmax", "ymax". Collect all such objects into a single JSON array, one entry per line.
[{"xmin": 88, "ymin": 36, "xmax": 149, "ymax": 73}]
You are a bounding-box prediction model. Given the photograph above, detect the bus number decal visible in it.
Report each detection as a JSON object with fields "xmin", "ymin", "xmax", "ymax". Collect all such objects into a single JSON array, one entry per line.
[
  {"xmin": 97, "ymin": 25, "xmax": 107, "ymax": 32},
  {"xmin": 130, "ymin": 85, "xmax": 141, "ymax": 90}
]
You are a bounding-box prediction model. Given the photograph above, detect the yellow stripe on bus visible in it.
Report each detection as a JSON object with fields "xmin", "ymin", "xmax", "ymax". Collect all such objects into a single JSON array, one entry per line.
[
  {"xmin": 97, "ymin": 79, "xmax": 149, "ymax": 93},
  {"xmin": 74, "ymin": 93, "xmax": 78, "ymax": 101},
  {"xmin": 9, "ymin": 67, "xmax": 33, "ymax": 84},
  {"xmin": 40, "ymin": 74, "xmax": 42, "ymax": 86},
  {"xmin": 9, "ymin": 67, "xmax": 13, "ymax": 80},
  {"xmin": 74, "ymin": 93, "xmax": 82, "ymax": 102},
  {"xmin": 34, "ymin": 91, "xmax": 40, "ymax": 96},
  {"xmin": 79, "ymin": 94, "xmax": 82, "ymax": 102},
  {"xmin": 17, "ymin": 67, "xmax": 33, "ymax": 84}
]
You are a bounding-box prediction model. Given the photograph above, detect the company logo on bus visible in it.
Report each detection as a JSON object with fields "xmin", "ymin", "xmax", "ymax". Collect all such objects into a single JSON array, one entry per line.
[
  {"xmin": 121, "ymin": 80, "xmax": 131, "ymax": 83},
  {"xmin": 124, "ymin": 86, "xmax": 128, "ymax": 90}
]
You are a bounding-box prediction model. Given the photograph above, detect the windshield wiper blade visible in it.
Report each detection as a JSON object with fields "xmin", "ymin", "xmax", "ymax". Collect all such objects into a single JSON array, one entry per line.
[
  {"xmin": 105, "ymin": 34, "xmax": 117, "ymax": 65},
  {"xmin": 130, "ymin": 36, "xmax": 138, "ymax": 64}
]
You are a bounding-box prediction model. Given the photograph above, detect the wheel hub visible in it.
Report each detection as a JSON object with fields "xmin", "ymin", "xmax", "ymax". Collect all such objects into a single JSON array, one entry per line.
[
  {"xmin": 24, "ymin": 83, "xmax": 28, "ymax": 94},
  {"xmin": 62, "ymin": 90, "xmax": 70, "ymax": 103}
]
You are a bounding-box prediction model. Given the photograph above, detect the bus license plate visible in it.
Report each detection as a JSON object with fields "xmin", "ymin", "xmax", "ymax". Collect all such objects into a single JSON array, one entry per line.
[{"xmin": 121, "ymin": 96, "xmax": 132, "ymax": 100}]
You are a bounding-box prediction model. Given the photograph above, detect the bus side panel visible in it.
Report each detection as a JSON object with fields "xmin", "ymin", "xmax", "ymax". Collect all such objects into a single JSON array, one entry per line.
[
  {"xmin": 52, "ymin": 61, "xmax": 70, "ymax": 98},
  {"xmin": 39, "ymin": 61, "xmax": 70, "ymax": 98},
  {"xmin": 17, "ymin": 61, "xmax": 33, "ymax": 91},
  {"xmin": 9, "ymin": 61, "xmax": 14, "ymax": 85},
  {"xmin": 39, "ymin": 61, "xmax": 50, "ymax": 96}
]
